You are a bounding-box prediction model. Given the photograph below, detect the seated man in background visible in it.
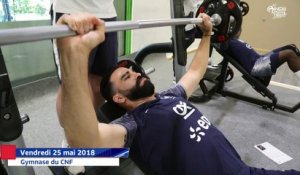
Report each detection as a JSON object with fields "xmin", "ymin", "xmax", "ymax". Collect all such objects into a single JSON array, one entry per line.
[
  {"xmin": 220, "ymin": 29, "xmax": 300, "ymax": 78},
  {"xmin": 57, "ymin": 13, "xmax": 300, "ymax": 175}
]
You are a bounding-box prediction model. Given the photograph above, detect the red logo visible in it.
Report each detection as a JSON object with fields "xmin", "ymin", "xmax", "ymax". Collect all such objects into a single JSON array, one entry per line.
[
  {"xmin": 198, "ymin": 6, "xmax": 205, "ymax": 13},
  {"xmin": 218, "ymin": 35, "xmax": 226, "ymax": 43},
  {"xmin": 227, "ymin": 1, "xmax": 236, "ymax": 10}
]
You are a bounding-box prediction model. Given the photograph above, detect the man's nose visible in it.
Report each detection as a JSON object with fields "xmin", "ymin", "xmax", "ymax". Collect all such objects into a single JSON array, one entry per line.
[{"xmin": 133, "ymin": 72, "xmax": 141, "ymax": 78}]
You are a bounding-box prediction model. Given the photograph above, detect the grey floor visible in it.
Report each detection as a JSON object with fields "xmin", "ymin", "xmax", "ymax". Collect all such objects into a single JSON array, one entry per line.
[{"xmin": 7, "ymin": 49, "xmax": 300, "ymax": 175}]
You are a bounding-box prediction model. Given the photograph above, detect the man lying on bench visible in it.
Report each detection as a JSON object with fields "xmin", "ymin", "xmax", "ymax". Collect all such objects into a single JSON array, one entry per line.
[
  {"xmin": 57, "ymin": 12, "xmax": 300, "ymax": 175},
  {"xmin": 219, "ymin": 29, "xmax": 300, "ymax": 79}
]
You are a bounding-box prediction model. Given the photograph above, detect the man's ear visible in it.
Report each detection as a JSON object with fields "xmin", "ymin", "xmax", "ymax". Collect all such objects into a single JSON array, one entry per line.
[{"xmin": 113, "ymin": 93, "xmax": 126, "ymax": 104}]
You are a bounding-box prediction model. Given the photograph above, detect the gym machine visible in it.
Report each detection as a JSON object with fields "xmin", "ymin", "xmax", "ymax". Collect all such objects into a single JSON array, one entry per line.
[{"xmin": 189, "ymin": 43, "xmax": 300, "ymax": 113}]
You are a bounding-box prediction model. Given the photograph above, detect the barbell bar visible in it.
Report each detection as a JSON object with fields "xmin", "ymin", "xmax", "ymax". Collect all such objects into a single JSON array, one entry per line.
[{"xmin": 0, "ymin": 14, "xmax": 221, "ymax": 46}]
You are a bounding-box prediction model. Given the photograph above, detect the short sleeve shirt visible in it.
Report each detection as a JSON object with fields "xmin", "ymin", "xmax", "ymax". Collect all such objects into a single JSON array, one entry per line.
[{"xmin": 113, "ymin": 84, "xmax": 249, "ymax": 175}]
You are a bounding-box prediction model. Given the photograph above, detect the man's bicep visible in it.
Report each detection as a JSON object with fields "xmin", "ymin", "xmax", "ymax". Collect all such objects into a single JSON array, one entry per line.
[
  {"xmin": 98, "ymin": 123, "xmax": 127, "ymax": 148},
  {"xmin": 178, "ymin": 71, "xmax": 199, "ymax": 98}
]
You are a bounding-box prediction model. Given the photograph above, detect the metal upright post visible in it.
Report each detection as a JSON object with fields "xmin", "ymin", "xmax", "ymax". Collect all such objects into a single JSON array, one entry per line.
[
  {"xmin": 0, "ymin": 48, "xmax": 35, "ymax": 175},
  {"xmin": 170, "ymin": 0, "xmax": 187, "ymax": 82}
]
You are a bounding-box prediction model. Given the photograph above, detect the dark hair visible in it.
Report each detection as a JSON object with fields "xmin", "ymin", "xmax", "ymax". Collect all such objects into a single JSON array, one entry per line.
[
  {"xmin": 100, "ymin": 66, "xmax": 119, "ymax": 102},
  {"xmin": 100, "ymin": 59, "xmax": 148, "ymax": 102}
]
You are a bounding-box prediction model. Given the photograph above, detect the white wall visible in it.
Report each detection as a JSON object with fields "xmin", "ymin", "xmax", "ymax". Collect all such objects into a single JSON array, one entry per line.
[
  {"xmin": 131, "ymin": 0, "xmax": 172, "ymax": 52},
  {"xmin": 240, "ymin": 0, "xmax": 300, "ymax": 53}
]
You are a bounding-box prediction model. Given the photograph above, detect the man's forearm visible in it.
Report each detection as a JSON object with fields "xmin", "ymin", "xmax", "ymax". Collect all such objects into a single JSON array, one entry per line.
[
  {"xmin": 60, "ymin": 50, "xmax": 101, "ymax": 147},
  {"xmin": 178, "ymin": 35, "xmax": 211, "ymax": 97},
  {"xmin": 189, "ymin": 35, "xmax": 211, "ymax": 79}
]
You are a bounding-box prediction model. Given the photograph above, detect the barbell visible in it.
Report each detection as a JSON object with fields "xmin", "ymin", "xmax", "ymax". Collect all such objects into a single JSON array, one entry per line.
[
  {"xmin": 0, "ymin": 16, "xmax": 221, "ymax": 46},
  {"xmin": 0, "ymin": 0, "xmax": 242, "ymax": 45}
]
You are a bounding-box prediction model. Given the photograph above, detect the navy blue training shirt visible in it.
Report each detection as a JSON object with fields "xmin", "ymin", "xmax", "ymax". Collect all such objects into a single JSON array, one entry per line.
[
  {"xmin": 113, "ymin": 84, "xmax": 251, "ymax": 175},
  {"xmin": 222, "ymin": 38, "xmax": 260, "ymax": 73}
]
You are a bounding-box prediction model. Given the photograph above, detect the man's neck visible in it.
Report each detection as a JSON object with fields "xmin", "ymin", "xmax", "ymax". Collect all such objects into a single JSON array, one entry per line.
[{"xmin": 127, "ymin": 94, "xmax": 156, "ymax": 111}]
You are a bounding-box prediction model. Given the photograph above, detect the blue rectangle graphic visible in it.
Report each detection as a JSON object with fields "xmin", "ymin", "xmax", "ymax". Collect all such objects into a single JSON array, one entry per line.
[{"xmin": 16, "ymin": 148, "xmax": 129, "ymax": 158}]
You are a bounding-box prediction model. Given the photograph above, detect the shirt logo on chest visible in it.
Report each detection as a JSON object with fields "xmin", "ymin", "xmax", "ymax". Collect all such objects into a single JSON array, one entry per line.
[
  {"xmin": 172, "ymin": 101, "xmax": 195, "ymax": 120},
  {"xmin": 172, "ymin": 101, "xmax": 211, "ymax": 143},
  {"xmin": 189, "ymin": 116, "xmax": 211, "ymax": 142}
]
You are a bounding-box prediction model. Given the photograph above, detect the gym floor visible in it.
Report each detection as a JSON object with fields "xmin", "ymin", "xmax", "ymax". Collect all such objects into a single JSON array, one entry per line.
[{"xmin": 12, "ymin": 48, "xmax": 300, "ymax": 175}]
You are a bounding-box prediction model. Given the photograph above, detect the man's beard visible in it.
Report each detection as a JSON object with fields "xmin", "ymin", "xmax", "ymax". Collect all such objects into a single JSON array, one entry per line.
[{"xmin": 125, "ymin": 75, "xmax": 155, "ymax": 101}]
